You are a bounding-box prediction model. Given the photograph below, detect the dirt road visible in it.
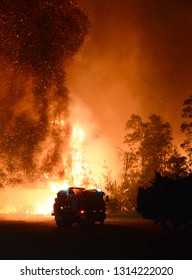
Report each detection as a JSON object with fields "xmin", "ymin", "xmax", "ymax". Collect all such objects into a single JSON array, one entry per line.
[{"xmin": 0, "ymin": 216, "xmax": 191, "ymax": 260}]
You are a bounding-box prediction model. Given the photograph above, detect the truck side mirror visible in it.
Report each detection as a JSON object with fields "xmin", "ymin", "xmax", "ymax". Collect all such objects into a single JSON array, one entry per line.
[{"xmin": 105, "ymin": 195, "xmax": 109, "ymax": 203}]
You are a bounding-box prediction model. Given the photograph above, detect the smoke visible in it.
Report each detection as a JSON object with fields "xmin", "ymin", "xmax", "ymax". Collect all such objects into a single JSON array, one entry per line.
[
  {"xmin": 70, "ymin": 96, "xmax": 121, "ymax": 180},
  {"xmin": 71, "ymin": 0, "xmax": 192, "ymax": 146},
  {"xmin": 0, "ymin": 0, "xmax": 89, "ymax": 180}
]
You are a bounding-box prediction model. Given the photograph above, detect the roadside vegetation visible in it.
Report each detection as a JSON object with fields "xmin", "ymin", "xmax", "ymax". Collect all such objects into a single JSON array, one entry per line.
[{"xmin": 104, "ymin": 95, "xmax": 192, "ymax": 227}]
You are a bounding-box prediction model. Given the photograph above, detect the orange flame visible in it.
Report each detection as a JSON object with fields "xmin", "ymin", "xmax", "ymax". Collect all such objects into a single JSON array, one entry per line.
[
  {"xmin": 0, "ymin": 116, "xmax": 118, "ymax": 219},
  {"xmin": 0, "ymin": 124, "xmax": 95, "ymax": 217},
  {"xmin": 31, "ymin": 124, "xmax": 88, "ymax": 215}
]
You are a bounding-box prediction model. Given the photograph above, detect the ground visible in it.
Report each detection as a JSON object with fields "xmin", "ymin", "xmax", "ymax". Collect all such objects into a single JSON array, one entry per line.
[{"xmin": 0, "ymin": 215, "xmax": 191, "ymax": 260}]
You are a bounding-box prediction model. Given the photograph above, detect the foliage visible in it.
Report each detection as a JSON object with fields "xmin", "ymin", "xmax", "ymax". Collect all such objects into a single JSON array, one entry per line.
[
  {"xmin": 181, "ymin": 95, "xmax": 192, "ymax": 169},
  {"xmin": 124, "ymin": 114, "xmax": 173, "ymax": 186},
  {"xmin": 165, "ymin": 148, "xmax": 189, "ymax": 178},
  {"xmin": 103, "ymin": 97, "xmax": 191, "ymax": 216},
  {"xmin": 101, "ymin": 164, "xmax": 120, "ymax": 212},
  {"xmin": 137, "ymin": 173, "xmax": 192, "ymax": 231}
]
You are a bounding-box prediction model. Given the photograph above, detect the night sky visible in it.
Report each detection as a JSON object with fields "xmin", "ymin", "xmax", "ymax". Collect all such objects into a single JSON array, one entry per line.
[{"xmin": 69, "ymin": 0, "xmax": 192, "ymax": 146}]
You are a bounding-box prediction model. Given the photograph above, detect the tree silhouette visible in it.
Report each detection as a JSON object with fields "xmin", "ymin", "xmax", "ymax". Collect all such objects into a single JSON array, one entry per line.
[
  {"xmin": 124, "ymin": 114, "xmax": 173, "ymax": 186},
  {"xmin": 165, "ymin": 148, "xmax": 189, "ymax": 178},
  {"xmin": 137, "ymin": 173, "xmax": 192, "ymax": 231},
  {"xmin": 181, "ymin": 95, "xmax": 192, "ymax": 170}
]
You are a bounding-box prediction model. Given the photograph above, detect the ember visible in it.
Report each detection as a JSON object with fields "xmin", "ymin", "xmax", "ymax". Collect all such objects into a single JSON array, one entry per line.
[{"xmin": 0, "ymin": 1, "xmax": 91, "ymax": 217}]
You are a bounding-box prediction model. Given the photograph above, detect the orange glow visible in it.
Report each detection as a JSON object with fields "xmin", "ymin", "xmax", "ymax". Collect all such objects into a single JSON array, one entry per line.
[
  {"xmin": 0, "ymin": 120, "xmax": 114, "ymax": 218},
  {"xmin": 30, "ymin": 124, "xmax": 89, "ymax": 216}
]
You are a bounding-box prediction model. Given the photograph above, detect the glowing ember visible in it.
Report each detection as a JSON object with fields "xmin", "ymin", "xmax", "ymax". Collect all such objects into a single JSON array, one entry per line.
[
  {"xmin": 0, "ymin": 1, "xmax": 93, "ymax": 218},
  {"xmin": 0, "ymin": 124, "xmax": 96, "ymax": 216},
  {"xmin": 30, "ymin": 124, "xmax": 87, "ymax": 215},
  {"xmin": 70, "ymin": 125, "xmax": 86, "ymax": 186},
  {"xmin": 0, "ymin": 205, "xmax": 17, "ymax": 214}
]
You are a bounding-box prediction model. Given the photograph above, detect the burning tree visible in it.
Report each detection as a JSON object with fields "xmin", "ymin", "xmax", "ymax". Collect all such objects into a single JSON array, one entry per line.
[
  {"xmin": 0, "ymin": 1, "xmax": 96, "ymax": 216},
  {"xmin": 0, "ymin": 0, "xmax": 90, "ymax": 184}
]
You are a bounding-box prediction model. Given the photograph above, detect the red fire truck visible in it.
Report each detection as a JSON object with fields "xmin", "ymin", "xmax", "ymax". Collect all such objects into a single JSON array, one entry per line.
[{"xmin": 52, "ymin": 187, "xmax": 108, "ymax": 227}]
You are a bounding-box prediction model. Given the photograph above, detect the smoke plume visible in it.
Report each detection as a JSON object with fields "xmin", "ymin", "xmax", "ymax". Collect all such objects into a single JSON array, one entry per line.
[{"xmin": 0, "ymin": 0, "xmax": 89, "ymax": 181}]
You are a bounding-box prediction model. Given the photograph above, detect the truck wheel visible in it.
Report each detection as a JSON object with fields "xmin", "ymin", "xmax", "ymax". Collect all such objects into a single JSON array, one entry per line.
[
  {"xmin": 79, "ymin": 216, "xmax": 95, "ymax": 227},
  {"xmin": 56, "ymin": 220, "xmax": 72, "ymax": 228},
  {"xmin": 63, "ymin": 221, "xmax": 72, "ymax": 227},
  {"xmin": 89, "ymin": 217, "xmax": 95, "ymax": 226},
  {"xmin": 55, "ymin": 216, "xmax": 69, "ymax": 228},
  {"xmin": 86, "ymin": 214, "xmax": 95, "ymax": 227},
  {"xmin": 56, "ymin": 220, "xmax": 65, "ymax": 228}
]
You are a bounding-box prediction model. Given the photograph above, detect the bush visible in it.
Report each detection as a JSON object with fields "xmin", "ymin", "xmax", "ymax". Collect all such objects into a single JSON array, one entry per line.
[{"xmin": 137, "ymin": 173, "xmax": 192, "ymax": 231}]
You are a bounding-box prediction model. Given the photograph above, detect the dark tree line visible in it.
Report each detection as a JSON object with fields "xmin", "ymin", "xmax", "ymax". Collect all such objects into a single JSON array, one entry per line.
[
  {"xmin": 136, "ymin": 95, "xmax": 192, "ymax": 230},
  {"xmin": 181, "ymin": 95, "xmax": 192, "ymax": 169},
  {"xmin": 106, "ymin": 95, "xmax": 192, "ymax": 216},
  {"xmin": 137, "ymin": 173, "xmax": 192, "ymax": 231}
]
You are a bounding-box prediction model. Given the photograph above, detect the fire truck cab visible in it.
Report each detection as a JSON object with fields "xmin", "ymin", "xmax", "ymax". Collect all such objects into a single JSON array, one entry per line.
[{"xmin": 52, "ymin": 187, "xmax": 107, "ymax": 227}]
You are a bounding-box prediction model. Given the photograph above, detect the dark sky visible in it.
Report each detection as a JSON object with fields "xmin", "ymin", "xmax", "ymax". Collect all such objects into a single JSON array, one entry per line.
[{"xmin": 69, "ymin": 0, "xmax": 192, "ymax": 146}]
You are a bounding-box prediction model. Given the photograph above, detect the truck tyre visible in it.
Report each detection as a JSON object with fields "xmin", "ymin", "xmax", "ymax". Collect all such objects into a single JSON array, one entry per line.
[
  {"xmin": 55, "ymin": 216, "xmax": 72, "ymax": 228},
  {"xmin": 56, "ymin": 220, "xmax": 65, "ymax": 228}
]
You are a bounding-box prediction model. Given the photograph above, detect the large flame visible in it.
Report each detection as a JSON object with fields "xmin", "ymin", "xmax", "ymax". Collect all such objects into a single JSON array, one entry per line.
[
  {"xmin": 0, "ymin": 99, "xmax": 120, "ymax": 220},
  {"xmin": 0, "ymin": 123, "xmax": 100, "ymax": 217}
]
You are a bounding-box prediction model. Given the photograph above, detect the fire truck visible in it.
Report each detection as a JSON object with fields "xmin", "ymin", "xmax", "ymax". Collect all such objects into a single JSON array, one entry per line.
[{"xmin": 52, "ymin": 187, "xmax": 108, "ymax": 227}]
